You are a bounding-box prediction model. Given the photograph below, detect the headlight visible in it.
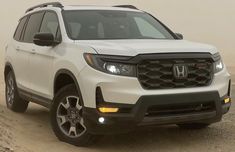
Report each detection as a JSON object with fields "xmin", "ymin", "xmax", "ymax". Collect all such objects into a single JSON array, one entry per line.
[
  {"xmin": 214, "ymin": 59, "xmax": 223, "ymax": 73},
  {"xmin": 84, "ymin": 53, "xmax": 136, "ymax": 77}
]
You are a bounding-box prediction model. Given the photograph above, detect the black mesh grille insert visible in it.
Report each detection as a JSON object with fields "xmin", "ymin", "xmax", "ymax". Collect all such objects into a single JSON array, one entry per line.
[{"xmin": 137, "ymin": 58, "xmax": 213, "ymax": 89}]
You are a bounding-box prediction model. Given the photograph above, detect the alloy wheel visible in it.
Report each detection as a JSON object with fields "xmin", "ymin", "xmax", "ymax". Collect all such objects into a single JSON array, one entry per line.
[
  {"xmin": 6, "ymin": 74, "xmax": 15, "ymax": 106},
  {"xmin": 56, "ymin": 96, "xmax": 86, "ymax": 138}
]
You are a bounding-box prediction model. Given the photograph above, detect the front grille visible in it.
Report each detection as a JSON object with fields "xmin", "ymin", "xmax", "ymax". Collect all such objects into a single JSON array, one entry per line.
[
  {"xmin": 137, "ymin": 58, "xmax": 213, "ymax": 89},
  {"xmin": 146, "ymin": 102, "xmax": 215, "ymax": 117}
]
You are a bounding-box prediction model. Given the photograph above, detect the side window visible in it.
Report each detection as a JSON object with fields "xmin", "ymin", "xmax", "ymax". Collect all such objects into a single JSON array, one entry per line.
[
  {"xmin": 40, "ymin": 12, "xmax": 61, "ymax": 40},
  {"xmin": 134, "ymin": 17, "xmax": 165, "ymax": 39},
  {"xmin": 14, "ymin": 17, "xmax": 27, "ymax": 41},
  {"xmin": 23, "ymin": 12, "xmax": 44, "ymax": 43},
  {"xmin": 68, "ymin": 22, "xmax": 82, "ymax": 39}
]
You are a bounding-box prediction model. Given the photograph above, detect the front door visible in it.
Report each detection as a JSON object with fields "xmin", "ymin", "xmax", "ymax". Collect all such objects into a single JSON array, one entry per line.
[{"xmin": 28, "ymin": 11, "xmax": 61, "ymax": 99}]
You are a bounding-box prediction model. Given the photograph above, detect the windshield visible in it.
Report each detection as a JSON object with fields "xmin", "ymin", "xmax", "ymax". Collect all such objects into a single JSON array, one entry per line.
[{"xmin": 63, "ymin": 10, "xmax": 175, "ymax": 40}]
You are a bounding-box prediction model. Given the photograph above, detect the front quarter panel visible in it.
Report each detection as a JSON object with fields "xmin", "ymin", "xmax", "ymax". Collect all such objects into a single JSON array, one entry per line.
[{"xmin": 51, "ymin": 42, "xmax": 96, "ymax": 98}]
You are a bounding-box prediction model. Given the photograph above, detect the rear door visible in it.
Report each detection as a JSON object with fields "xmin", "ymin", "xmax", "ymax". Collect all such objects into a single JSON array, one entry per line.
[
  {"xmin": 19, "ymin": 11, "xmax": 45, "ymax": 92},
  {"xmin": 11, "ymin": 16, "xmax": 30, "ymax": 90}
]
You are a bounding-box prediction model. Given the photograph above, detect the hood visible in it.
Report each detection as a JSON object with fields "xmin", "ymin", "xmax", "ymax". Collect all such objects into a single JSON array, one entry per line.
[{"xmin": 75, "ymin": 40, "xmax": 218, "ymax": 56}]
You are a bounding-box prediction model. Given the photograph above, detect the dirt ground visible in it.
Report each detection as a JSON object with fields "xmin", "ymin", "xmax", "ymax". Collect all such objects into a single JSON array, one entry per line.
[{"xmin": 0, "ymin": 70, "xmax": 234, "ymax": 152}]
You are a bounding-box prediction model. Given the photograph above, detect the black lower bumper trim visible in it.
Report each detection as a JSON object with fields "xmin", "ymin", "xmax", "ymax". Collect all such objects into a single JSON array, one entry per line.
[
  {"xmin": 83, "ymin": 91, "xmax": 230, "ymax": 135},
  {"xmin": 140, "ymin": 111, "xmax": 217, "ymax": 126}
]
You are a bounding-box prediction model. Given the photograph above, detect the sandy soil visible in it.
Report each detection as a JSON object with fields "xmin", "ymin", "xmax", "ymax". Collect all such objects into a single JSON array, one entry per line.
[{"xmin": 0, "ymin": 69, "xmax": 234, "ymax": 152}]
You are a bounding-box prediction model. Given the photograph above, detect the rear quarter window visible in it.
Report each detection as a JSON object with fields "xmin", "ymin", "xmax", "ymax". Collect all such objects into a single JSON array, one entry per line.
[{"xmin": 14, "ymin": 17, "xmax": 28, "ymax": 41}]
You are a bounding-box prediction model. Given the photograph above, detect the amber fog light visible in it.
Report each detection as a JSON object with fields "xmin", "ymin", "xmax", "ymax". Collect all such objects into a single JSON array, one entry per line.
[
  {"xmin": 98, "ymin": 107, "xmax": 119, "ymax": 113},
  {"xmin": 224, "ymin": 98, "xmax": 231, "ymax": 104}
]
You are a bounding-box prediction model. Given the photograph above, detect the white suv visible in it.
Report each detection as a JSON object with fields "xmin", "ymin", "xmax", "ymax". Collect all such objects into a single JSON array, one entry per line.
[{"xmin": 5, "ymin": 2, "xmax": 231, "ymax": 146}]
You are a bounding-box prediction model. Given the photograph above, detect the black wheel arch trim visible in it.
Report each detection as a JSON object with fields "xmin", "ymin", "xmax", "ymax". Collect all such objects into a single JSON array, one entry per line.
[
  {"xmin": 53, "ymin": 69, "xmax": 84, "ymax": 105},
  {"xmin": 4, "ymin": 62, "xmax": 15, "ymax": 81},
  {"xmin": 4, "ymin": 62, "xmax": 20, "ymax": 94}
]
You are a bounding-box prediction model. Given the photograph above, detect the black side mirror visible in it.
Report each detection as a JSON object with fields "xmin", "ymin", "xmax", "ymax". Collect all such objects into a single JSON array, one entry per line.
[
  {"xmin": 33, "ymin": 33, "xmax": 60, "ymax": 46},
  {"xmin": 175, "ymin": 33, "xmax": 183, "ymax": 39}
]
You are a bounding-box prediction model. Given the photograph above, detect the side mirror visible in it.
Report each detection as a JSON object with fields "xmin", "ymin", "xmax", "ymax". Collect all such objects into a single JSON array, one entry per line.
[
  {"xmin": 175, "ymin": 33, "xmax": 183, "ymax": 39},
  {"xmin": 33, "ymin": 33, "xmax": 60, "ymax": 46}
]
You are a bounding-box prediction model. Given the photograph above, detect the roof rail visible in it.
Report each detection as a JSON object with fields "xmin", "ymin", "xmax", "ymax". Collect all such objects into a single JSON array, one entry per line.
[
  {"xmin": 113, "ymin": 5, "xmax": 138, "ymax": 10},
  {"xmin": 26, "ymin": 2, "xmax": 63, "ymax": 13}
]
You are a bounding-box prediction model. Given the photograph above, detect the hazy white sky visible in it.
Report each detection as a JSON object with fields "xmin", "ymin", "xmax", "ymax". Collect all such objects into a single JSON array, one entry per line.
[{"xmin": 1, "ymin": 0, "xmax": 235, "ymax": 66}]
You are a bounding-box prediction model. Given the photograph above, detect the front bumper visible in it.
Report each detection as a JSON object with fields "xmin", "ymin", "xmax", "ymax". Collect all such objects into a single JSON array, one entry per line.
[
  {"xmin": 78, "ymin": 65, "xmax": 230, "ymax": 108},
  {"xmin": 83, "ymin": 91, "xmax": 231, "ymax": 135},
  {"xmin": 77, "ymin": 57, "xmax": 231, "ymax": 134}
]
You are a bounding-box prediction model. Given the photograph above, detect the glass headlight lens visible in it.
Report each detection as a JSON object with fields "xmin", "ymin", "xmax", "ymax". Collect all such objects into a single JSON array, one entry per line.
[
  {"xmin": 214, "ymin": 60, "xmax": 223, "ymax": 73},
  {"xmin": 104, "ymin": 62, "xmax": 135, "ymax": 75},
  {"xmin": 84, "ymin": 53, "xmax": 136, "ymax": 77},
  {"xmin": 105, "ymin": 64, "xmax": 121, "ymax": 74}
]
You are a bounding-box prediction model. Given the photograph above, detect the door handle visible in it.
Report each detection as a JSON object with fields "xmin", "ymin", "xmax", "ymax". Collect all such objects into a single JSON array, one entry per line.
[
  {"xmin": 16, "ymin": 46, "xmax": 20, "ymax": 51},
  {"xmin": 31, "ymin": 49, "xmax": 36, "ymax": 54}
]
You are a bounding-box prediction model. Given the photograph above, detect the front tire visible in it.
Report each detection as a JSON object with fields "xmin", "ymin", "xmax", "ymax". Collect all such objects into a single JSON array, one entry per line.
[
  {"xmin": 5, "ymin": 71, "xmax": 29, "ymax": 113},
  {"xmin": 50, "ymin": 84, "xmax": 95, "ymax": 147}
]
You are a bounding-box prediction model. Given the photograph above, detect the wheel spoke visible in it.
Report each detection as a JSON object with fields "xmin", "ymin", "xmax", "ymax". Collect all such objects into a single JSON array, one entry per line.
[
  {"xmin": 79, "ymin": 118, "xmax": 86, "ymax": 129},
  {"xmin": 76, "ymin": 98, "xmax": 82, "ymax": 110},
  {"xmin": 69, "ymin": 126, "xmax": 78, "ymax": 136},
  {"xmin": 61, "ymin": 99, "xmax": 70, "ymax": 109},
  {"xmin": 58, "ymin": 115, "xmax": 69, "ymax": 126},
  {"xmin": 11, "ymin": 87, "xmax": 14, "ymax": 92},
  {"xmin": 7, "ymin": 95, "xmax": 11, "ymax": 102},
  {"xmin": 9, "ymin": 78, "xmax": 13, "ymax": 89}
]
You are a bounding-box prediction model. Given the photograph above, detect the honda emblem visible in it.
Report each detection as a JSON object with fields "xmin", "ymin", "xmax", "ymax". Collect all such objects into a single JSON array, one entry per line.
[{"xmin": 173, "ymin": 64, "xmax": 188, "ymax": 79}]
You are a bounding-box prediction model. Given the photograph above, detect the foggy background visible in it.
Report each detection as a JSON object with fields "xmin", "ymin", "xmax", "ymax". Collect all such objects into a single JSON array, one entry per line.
[{"xmin": 1, "ymin": 0, "xmax": 235, "ymax": 68}]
